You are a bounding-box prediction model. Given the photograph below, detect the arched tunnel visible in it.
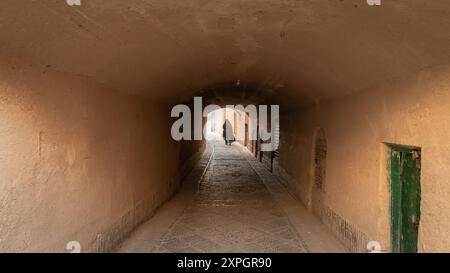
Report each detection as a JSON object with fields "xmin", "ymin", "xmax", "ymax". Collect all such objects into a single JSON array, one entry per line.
[{"xmin": 1, "ymin": 0, "xmax": 450, "ymax": 253}]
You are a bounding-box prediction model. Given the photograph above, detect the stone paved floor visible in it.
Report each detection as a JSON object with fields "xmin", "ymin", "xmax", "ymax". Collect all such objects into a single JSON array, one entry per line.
[
  {"xmin": 153, "ymin": 143, "xmax": 308, "ymax": 253},
  {"xmin": 117, "ymin": 141, "xmax": 346, "ymax": 253}
]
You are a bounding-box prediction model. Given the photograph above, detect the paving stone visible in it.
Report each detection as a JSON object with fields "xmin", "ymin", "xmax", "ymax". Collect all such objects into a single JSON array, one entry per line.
[{"xmin": 152, "ymin": 141, "xmax": 309, "ymax": 253}]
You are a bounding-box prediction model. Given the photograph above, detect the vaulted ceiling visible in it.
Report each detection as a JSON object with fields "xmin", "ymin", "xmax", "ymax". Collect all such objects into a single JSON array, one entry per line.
[{"xmin": 1, "ymin": 0, "xmax": 449, "ymax": 106}]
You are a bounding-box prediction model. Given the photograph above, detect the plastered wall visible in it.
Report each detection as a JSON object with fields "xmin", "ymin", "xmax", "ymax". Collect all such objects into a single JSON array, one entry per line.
[
  {"xmin": 0, "ymin": 63, "xmax": 189, "ymax": 252},
  {"xmin": 279, "ymin": 65, "xmax": 450, "ymax": 252}
]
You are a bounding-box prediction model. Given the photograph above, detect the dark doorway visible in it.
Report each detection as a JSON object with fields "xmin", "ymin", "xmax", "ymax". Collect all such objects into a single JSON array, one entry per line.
[{"xmin": 390, "ymin": 146, "xmax": 421, "ymax": 253}]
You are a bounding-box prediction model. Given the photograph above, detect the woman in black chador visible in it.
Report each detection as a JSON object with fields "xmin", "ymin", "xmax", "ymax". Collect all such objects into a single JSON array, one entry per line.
[{"xmin": 222, "ymin": 119, "xmax": 235, "ymax": 145}]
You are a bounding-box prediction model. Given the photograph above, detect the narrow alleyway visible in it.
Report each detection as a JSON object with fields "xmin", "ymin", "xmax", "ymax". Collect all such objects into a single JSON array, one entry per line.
[
  {"xmin": 118, "ymin": 141, "xmax": 346, "ymax": 253},
  {"xmin": 2, "ymin": 1, "xmax": 450, "ymax": 253}
]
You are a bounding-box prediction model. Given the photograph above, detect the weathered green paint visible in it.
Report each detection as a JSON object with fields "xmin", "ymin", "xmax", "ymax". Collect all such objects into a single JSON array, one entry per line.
[
  {"xmin": 401, "ymin": 151, "xmax": 422, "ymax": 252},
  {"xmin": 391, "ymin": 150, "xmax": 402, "ymax": 253},
  {"xmin": 390, "ymin": 148, "xmax": 421, "ymax": 253}
]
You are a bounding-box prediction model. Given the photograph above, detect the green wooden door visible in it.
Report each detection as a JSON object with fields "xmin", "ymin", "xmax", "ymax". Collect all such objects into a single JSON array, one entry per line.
[{"xmin": 391, "ymin": 148, "xmax": 421, "ymax": 253}]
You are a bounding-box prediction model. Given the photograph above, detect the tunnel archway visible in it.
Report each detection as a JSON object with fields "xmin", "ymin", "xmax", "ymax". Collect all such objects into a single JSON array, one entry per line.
[
  {"xmin": 1, "ymin": 0, "xmax": 450, "ymax": 253},
  {"xmin": 182, "ymin": 82, "xmax": 282, "ymax": 173}
]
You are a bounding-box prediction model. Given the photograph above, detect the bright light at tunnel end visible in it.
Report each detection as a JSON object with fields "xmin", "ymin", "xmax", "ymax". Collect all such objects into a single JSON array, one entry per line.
[{"xmin": 171, "ymin": 97, "xmax": 280, "ymax": 152}]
